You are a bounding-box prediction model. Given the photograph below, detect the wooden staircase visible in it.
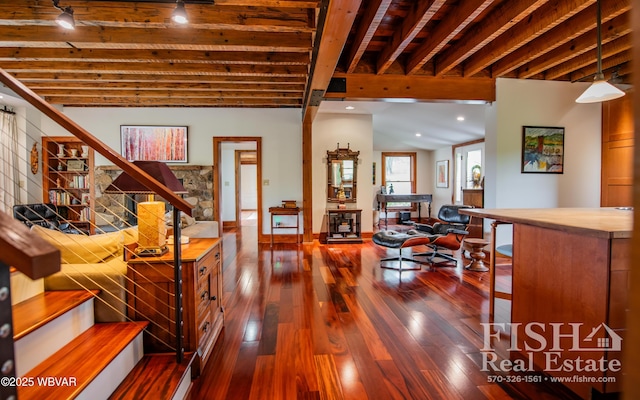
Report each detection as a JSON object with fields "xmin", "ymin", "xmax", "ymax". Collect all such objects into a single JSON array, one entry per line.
[{"xmin": 12, "ymin": 290, "xmax": 194, "ymax": 399}]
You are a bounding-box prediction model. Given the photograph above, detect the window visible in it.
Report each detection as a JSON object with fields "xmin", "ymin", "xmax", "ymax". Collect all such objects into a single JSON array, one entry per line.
[{"xmin": 381, "ymin": 152, "xmax": 416, "ymax": 209}]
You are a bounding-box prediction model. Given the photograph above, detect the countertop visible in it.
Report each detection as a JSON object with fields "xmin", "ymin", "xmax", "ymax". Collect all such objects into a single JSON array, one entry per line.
[{"xmin": 460, "ymin": 207, "xmax": 633, "ymax": 239}]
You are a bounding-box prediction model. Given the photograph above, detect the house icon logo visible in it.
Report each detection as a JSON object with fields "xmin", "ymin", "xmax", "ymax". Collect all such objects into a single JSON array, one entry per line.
[{"xmin": 580, "ymin": 323, "xmax": 623, "ymax": 352}]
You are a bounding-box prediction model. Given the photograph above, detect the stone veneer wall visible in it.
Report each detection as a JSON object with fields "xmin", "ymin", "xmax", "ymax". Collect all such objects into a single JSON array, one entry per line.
[{"xmin": 95, "ymin": 165, "xmax": 213, "ymax": 226}]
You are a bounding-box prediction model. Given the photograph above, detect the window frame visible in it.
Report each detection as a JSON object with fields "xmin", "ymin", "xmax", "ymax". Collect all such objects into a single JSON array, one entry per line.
[{"xmin": 381, "ymin": 152, "xmax": 417, "ymax": 211}]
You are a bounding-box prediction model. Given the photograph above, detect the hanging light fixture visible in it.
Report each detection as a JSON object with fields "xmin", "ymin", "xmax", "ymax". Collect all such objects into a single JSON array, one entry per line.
[
  {"xmin": 575, "ymin": 0, "xmax": 625, "ymax": 103},
  {"xmin": 52, "ymin": 0, "xmax": 75, "ymax": 30},
  {"xmin": 172, "ymin": 0, "xmax": 189, "ymax": 24}
]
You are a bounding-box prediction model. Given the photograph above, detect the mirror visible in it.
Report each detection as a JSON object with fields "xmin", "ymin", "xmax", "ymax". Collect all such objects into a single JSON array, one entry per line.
[{"xmin": 327, "ymin": 144, "xmax": 359, "ymax": 202}]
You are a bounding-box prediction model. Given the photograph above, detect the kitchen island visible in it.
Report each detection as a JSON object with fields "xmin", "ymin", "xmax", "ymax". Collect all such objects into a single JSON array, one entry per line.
[{"xmin": 461, "ymin": 208, "xmax": 631, "ymax": 398}]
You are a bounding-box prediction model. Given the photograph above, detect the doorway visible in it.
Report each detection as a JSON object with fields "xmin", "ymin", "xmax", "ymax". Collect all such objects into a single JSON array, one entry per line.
[
  {"xmin": 236, "ymin": 150, "xmax": 257, "ymax": 227},
  {"xmin": 453, "ymin": 140, "xmax": 485, "ymax": 204},
  {"xmin": 213, "ymin": 137, "xmax": 262, "ymax": 239}
]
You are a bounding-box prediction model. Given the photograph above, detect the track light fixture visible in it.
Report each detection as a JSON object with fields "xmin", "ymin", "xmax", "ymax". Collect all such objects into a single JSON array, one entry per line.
[
  {"xmin": 52, "ymin": 0, "xmax": 75, "ymax": 30},
  {"xmin": 172, "ymin": 0, "xmax": 189, "ymax": 24},
  {"xmin": 575, "ymin": 0, "xmax": 624, "ymax": 103}
]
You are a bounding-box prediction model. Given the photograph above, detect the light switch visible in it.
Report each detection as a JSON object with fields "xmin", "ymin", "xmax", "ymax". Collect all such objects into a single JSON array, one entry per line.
[{"xmin": 263, "ymin": 179, "xmax": 270, "ymax": 186}]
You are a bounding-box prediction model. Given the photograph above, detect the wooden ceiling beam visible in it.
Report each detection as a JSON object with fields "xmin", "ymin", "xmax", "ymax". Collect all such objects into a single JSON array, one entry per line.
[
  {"xmin": 0, "ymin": 61, "xmax": 308, "ymax": 76},
  {"xmin": 0, "ymin": 48, "xmax": 309, "ymax": 65},
  {"xmin": 405, "ymin": 0, "xmax": 495, "ymax": 75},
  {"xmin": 0, "ymin": 26, "xmax": 311, "ymax": 52},
  {"xmin": 464, "ymin": 0, "xmax": 594, "ymax": 78},
  {"xmin": 42, "ymin": 97, "xmax": 302, "ymax": 107},
  {"xmin": 0, "ymin": 2, "xmax": 314, "ymax": 32},
  {"xmin": 26, "ymin": 81, "xmax": 305, "ymax": 92},
  {"xmin": 546, "ymin": 40, "xmax": 632, "ymax": 80},
  {"xmin": 567, "ymin": 49, "xmax": 631, "ymax": 81},
  {"xmin": 375, "ymin": 0, "xmax": 446, "ymax": 75},
  {"xmin": 9, "ymin": 72, "xmax": 306, "ymax": 84},
  {"xmin": 302, "ymin": 0, "xmax": 362, "ymax": 120},
  {"xmin": 345, "ymin": 0, "xmax": 392, "ymax": 73},
  {"xmin": 193, "ymin": 0, "xmax": 319, "ymax": 7},
  {"xmin": 33, "ymin": 89, "xmax": 302, "ymax": 99},
  {"xmin": 491, "ymin": 0, "xmax": 630, "ymax": 77},
  {"xmin": 518, "ymin": 13, "xmax": 630, "ymax": 79},
  {"xmin": 325, "ymin": 73, "xmax": 495, "ymax": 102},
  {"xmin": 433, "ymin": 0, "xmax": 548, "ymax": 77}
]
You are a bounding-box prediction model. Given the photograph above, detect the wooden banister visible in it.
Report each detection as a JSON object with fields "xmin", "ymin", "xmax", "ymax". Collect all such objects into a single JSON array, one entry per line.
[
  {"xmin": 0, "ymin": 212, "xmax": 60, "ymax": 280},
  {"xmin": 0, "ymin": 68, "xmax": 192, "ymax": 216}
]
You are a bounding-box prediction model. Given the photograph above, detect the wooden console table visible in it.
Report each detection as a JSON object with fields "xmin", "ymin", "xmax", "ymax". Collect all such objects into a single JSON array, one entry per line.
[{"xmin": 127, "ymin": 238, "xmax": 223, "ymax": 375}]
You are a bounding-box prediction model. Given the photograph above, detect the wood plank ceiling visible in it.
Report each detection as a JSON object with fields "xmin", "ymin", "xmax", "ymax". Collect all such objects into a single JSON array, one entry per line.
[{"xmin": 0, "ymin": 0, "xmax": 631, "ymax": 108}]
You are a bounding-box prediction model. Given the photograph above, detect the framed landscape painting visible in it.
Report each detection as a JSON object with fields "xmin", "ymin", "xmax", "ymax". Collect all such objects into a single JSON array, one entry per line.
[
  {"xmin": 521, "ymin": 126, "xmax": 564, "ymax": 173},
  {"xmin": 436, "ymin": 160, "xmax": 449, "ymax": 188},
  {"xmin": 121, "ymin": 125, "xmax": 188, "ymax": 163}
]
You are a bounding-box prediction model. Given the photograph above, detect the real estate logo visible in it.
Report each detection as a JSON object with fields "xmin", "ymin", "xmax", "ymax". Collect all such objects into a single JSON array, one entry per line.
[{"xmin": 480, "ymin": 322, "xmax": 623, "ymax": 373}]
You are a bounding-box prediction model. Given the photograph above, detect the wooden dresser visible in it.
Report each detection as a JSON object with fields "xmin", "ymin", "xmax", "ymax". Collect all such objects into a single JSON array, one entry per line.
[
  {"xmin": 462, "ymin": 188, "xmax": 484, "ymax": 238},
  {"xmin": 127, "ymin": 238, "xmax": 223, "ymax": 374}
]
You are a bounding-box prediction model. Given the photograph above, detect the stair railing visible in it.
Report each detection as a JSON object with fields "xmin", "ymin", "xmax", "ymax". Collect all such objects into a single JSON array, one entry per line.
[
  {"xmin": 0, "ymin": 68, "xmax": 191, "ymax": 364},
  {"xmin": 0, "ymin": 211, "xmax": 61, "ymax": 399}
]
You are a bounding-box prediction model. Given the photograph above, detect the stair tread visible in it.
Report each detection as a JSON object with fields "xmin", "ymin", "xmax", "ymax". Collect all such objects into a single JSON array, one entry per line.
[
  {"xmin": 17, "ymin": 321, "xmax": 148, "ymax": 399},
  {"xmin": 109, "ymin": 352, "xmax": 196, "ymax": 400},
  {"xmin": 13, "ymin": 290, "xmax": 99, "ymax": 340}
]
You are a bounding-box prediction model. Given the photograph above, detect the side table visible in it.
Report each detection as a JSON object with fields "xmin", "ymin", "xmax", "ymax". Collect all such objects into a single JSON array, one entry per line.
[{"xmin": 268, "ymin": 206, "xmax": 301, "ymax": 247}]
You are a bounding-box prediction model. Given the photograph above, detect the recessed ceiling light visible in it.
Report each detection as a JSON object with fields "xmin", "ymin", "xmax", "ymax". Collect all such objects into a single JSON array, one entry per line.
[
  {"xmin": 345, "ymin": 106, "xmax": 355, "ymax": 110},
  {"xmin": 415, "ymin": 133, "xmax": 421, "ymax": 137},
  {"xmin": 457, "ymin": 116, "xmax": 465, "ymax": 121}
]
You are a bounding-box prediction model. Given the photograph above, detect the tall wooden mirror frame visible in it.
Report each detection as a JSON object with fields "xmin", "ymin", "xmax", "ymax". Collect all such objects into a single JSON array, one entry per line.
[{"xmin": 326, "ymin": 143, "xmax": 359, "ymax": 203}]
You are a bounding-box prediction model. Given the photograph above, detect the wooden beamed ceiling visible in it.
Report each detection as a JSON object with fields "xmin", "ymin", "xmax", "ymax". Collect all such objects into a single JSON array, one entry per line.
[{"xmin": 0, "ymin": 0, "xmax": 632, "ymax": 108}]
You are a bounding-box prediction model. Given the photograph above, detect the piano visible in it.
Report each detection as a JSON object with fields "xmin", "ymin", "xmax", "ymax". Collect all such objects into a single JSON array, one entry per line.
[{"xmin": 376, "ymin": 193, "xmax": 433, "ymax": 229}]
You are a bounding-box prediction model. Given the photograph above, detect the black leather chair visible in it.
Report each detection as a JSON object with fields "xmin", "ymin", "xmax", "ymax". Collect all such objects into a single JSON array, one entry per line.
[
  {"xmin": 13, "ymin": 203, "xmax": 86, "ymax": 234},
  {"xmin": 372, "ymin": 229, "xmax": 435, "ymax": 271},
  {"xmin": 413, "ymin": 205, "xmax": 471, "ymax": 265}
]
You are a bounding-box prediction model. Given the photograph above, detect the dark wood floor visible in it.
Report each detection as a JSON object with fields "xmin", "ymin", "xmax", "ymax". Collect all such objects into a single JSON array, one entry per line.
[{"xmin": 190, "ymin": 225, "xmax": 581, "ymax": 400}]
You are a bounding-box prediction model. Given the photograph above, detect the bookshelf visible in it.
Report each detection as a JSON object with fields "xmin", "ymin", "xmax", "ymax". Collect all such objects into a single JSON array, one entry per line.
[{"xmin": 42, "ymin": 136, "xmax": 95, "ymax": 233}]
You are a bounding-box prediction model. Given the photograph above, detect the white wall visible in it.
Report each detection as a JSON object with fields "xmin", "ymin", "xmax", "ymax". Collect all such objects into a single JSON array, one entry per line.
[
  {"xmin": 312, "ymin": 113, "xmax": 373, "ymax": 234},
  {"xmin": 42, "ymin": 107, "xmax": 302, "ymax": 235},
  {"xmin": 485, "ymin": 78, "xmax": 601, "ymax": 245},
  {"xmin": 430, "ymin": 148, "xmax": 451, "ymax": 214}
]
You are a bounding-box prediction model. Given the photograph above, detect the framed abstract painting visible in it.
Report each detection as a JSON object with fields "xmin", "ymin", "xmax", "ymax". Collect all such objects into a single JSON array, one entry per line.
[
  {"xmin": 521, "ymin": 126, "xmax": 564, "ymax": 173},
  {"xmin": 121, "ymin": 125, "xmax": 188, "ymax": 163}
]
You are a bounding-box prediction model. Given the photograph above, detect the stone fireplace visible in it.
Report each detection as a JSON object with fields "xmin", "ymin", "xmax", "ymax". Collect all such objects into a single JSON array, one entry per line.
[{"xmin": 95, "ymin": 165, "xmax": 213, "ymax": 227}]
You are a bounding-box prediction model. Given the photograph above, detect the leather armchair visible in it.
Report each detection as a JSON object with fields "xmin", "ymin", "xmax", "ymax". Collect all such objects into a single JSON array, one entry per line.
[
  {"xmin": 13, "ymin": 203, "xmax": 86, "ymax": 234},
  {"xmin": 414, "ymin": 205, "xmax": 471, "ymax": 265}
]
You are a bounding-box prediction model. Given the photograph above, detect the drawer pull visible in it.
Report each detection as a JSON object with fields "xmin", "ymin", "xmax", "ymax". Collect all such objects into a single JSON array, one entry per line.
[
  {"xmin": 199, "ymin": 266, "xmax": 207, "ymax": 275},
  {"xmin": 201, "ymin": 290, "xmax": 208, "ymax": 301},
  {"xmin": 202, "ymin": 321, "xmax": 210, "ymax": 333},
  {"xmin": 215, "ymin": 252, "xmax": 220, "ymax": 260},
  {"xmin": 211, "ymin": 295, "xmax": 217, "ymax": 301}
]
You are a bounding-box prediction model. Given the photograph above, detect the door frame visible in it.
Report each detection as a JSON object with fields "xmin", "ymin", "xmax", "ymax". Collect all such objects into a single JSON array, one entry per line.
[{"xmin": 213, "ymin": 137, "xmax": 262, "ymax": 239}]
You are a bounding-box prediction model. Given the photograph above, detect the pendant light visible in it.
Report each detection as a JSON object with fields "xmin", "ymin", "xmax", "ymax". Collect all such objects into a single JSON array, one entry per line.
[{"xmin": 575, "ymin": 0, "xmax": 625, "ymax": 103}]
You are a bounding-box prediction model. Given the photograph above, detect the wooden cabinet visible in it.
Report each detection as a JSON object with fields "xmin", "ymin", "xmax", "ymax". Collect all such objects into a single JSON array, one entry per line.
[
  {"xmin": 462, "ymin": 189, "xmax": 483, "ymax": 238},
  {"xmin": 127, "ymin": 238, "xmax": 223, "ymax": 374},
  {"xmin": 326, "ymin": 209, "xmax": 362, "ymax": 243},
  {"xmin": 601, "ymin": 93, "xmax": 634, "ymax": 207},
  {"xmin": 42, "ymin": 136, "xmax": 94, "ymax": 233}
]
